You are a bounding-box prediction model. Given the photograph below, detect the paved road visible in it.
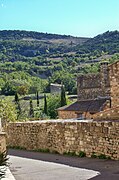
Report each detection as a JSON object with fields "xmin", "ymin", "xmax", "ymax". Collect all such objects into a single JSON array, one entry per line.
[{"xmin": 8, "ymin": 149, "xmax": 119, "ymax": 180}]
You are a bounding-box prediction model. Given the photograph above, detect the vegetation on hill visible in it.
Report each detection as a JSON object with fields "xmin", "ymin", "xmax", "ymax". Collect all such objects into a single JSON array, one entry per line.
[
  {"xmin": 0, "ymin": 30, "xmax": 119, "ymax": 120},
  {"xmin": 0, "ymin": 30, "xmax": 119, "ymax": 97},
  {"xmin": 75, "ymin": 30, "xmax": 119, "ymax": 55}
]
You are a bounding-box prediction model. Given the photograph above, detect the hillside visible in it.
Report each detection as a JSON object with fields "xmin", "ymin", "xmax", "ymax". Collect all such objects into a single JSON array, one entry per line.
[
  {"xmin": 0, "ymin": 30, "xmax": 89, "ymax": 57},
  {"xmin": 75, "ymin": 30, "xmax": 119, "ymax": 55},
  {"xmin": 0, "ymin": 30, "xmax": 119, "ymax": 96}
]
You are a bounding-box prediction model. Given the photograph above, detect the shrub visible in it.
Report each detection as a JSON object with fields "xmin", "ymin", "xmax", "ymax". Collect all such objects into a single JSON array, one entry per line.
[
  {"xmin": 78, "ymin": 151, "xmax": 86, "ymax": 157},
  {"xmin": 0, "ymin": 99, "xmax": 17, "ymax": 123},
  {"xmin": 0, "ymin": 151, "xmax": 9, "ymax": 166}
]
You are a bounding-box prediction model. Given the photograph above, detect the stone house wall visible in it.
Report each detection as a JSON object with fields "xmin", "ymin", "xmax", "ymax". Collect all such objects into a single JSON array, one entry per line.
[
  {"xmin": 109, "ymin": 61, "xmax": 119, "ymax": 107},
  {"xmin": 77, "ymin": 62, "xmax": 110, "ymax": 100},
  {"xmin": 94, "ymin": 61, "xmax": 119, "ymax": 120},
  {"xmin": 58, "ymin": 110, "xmax": 93, "ymax": 119},
  {"xmin": 58, "ymin": 111, "xmax": 77, "ymax": 119},
  {"xmin": 7, "ymin": 120, "xmax": 119, "ymax": 160}
]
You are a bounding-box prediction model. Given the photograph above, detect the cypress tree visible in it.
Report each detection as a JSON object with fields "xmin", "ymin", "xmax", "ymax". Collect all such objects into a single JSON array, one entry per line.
[
  {"xmin": 15, "ymin": 93, "xmax": 21, "ymax": 119},
  {"xmin": 43, "ymin": 94, "xmax": 47, "ymax": 115},
  {"xmin": 29, "ymin": 98, "xmax": 34, "ymax": 117},
  {"xmin": 36, "ymin": 91, "xmax": 39, "ymax": 107},
  {"xmin": 15, "ymin": 93, "xmax": 19, "ymax": 103},
  {"xmin": 61, "ymin": 85, "xmax": 67, "ymax": 107}
]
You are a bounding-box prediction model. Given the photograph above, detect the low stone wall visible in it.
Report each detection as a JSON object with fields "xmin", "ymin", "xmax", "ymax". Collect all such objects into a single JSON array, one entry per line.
[
  {"xmin": 7, "ymin": 120, "xmax": 119, "ymax": 160},
  {"xmin": 0, "ymin": 132, "xmax": 6, "ymax": 153}
]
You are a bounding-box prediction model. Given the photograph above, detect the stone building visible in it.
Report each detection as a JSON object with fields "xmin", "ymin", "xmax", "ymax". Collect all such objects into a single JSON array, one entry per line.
[
  {"xmin": 94, "ymin": 60, "xmax": 119, "ymax": 120},
  {"xmin": 77, "ymin": 62, "xmax": 110, "ymax": 100},
  {"xmin": 50, "ymin": 83, "xmax": 62, "ymax": 94},
  {"xmin": 57, "ymin": 61, "xmax": 118, "ymax": 119}
]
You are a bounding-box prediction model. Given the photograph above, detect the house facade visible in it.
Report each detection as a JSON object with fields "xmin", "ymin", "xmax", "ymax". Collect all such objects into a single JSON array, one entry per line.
[{"xmin": 58, "ymin": 61, "xmax": 119, "ymax": 120}]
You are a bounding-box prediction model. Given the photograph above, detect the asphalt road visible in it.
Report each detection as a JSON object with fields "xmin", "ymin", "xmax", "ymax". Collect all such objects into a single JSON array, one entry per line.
[{"xmin": 8, "ymin": 149, "xmax": 119, "ymax": 180}]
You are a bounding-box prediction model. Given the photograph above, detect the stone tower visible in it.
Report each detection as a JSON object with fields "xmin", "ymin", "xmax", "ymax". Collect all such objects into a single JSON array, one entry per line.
[{"xmin": 100, "ymin": 61, "xmax": 110, "ymax": 97}]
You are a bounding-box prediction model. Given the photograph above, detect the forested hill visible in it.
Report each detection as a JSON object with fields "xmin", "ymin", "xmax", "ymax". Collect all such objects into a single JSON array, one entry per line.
[
  {"xmin": 0, "ymin": 30, "xmax": 89, "ymax": 44},
  {"xmin": 0, "ymin": 30, "xmax": 90, "ymax": 58},
  {"xmin": 75, "ymin": 30, "xmax": 119, "ymax": 55},
  {"xmin": 0, "ymin": 30, "xmax": 119, "ymax": 96}
]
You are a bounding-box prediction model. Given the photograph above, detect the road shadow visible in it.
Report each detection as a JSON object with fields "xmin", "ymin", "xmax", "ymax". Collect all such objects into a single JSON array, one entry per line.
[{"xmin": 8, "ymin": 149, "xmax": 119, "ymax": 180}]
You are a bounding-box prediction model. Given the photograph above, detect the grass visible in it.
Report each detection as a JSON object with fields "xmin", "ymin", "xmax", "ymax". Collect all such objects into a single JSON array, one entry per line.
[
  {"xmin": 63, "ymin": 151, "xmax": 86, "ymax": 157},
  {"xmin": 91, "ymin": 152, "xmax": 111, "ymax": 159}
]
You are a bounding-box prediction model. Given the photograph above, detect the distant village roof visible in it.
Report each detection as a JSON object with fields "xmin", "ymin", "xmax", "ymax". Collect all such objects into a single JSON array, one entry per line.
[
  {"xmin": 57, "ymin": 99, "xmax": 108, "ymax": 113},
  {"xmin": 50, "ymin": 83, "xmax": 62, "ymax": 87}
]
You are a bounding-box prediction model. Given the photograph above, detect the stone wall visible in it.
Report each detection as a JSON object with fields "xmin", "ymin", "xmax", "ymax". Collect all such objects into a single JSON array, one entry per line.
[
  {"xmin": 0, "ymin": 132, "xmax": 6, "ymax": 153},
  {"xmin": 93, "ymin": 61, "xmax": 119, "ymax": 120},
  {"xmin": 109, "ymin": 61, "xmax": 119, "ymax": 107},
  {"xmin": 7, "ymin": 120, "xmax": 119, "ymax": 160},
  {"xmin": 77, "ymin": 62, "xmax": 110, "ymax": 100}
]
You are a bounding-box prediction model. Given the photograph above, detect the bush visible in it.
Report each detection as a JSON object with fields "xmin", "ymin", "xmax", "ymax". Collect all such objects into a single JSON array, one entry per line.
[
  {"xmin": 0, "ymin": 99, "xmax": 17, "ymax": 123},
  {"xmin": 78, "ymin": 151, "xmax": 86, "ymax": 157},
  {"xmin": 0, "ymin": 151, "xmax": 9, "ymax": 166},
  {"xmin": 47, "ymin": 94, "xmax": 61, "ymax": 119}
]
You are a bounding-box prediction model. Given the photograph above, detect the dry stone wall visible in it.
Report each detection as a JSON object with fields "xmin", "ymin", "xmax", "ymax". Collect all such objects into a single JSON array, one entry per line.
[{"xmin": 7, "ymin": 120, "xmax": 119, "ymax": 160}]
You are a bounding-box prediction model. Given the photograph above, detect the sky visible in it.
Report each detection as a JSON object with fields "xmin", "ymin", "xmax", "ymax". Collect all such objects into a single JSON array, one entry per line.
[{"xmin": 0, "ymin": 0, "xmax": 119, "ymax": 37}]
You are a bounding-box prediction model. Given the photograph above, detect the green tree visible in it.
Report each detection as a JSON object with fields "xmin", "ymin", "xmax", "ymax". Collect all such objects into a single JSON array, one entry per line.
[
  {"xmin": 47, "ymin": 95, "xmax": 61, "ymax": 119},
  {"xmin": 15, "ymin": 93, "xmax": 19, "ymax": 103},
  {"xmin": 61, "ymin": 85, "xmax": 67, "ymax": 107},
  {"xmin": 1, "ymin": 81, "xmax": 16, "ymax": 95},
  {"xmin": 14, "ymin": 93, "xmax": 21, "ymax": 119},
  {"xmin": 36, "ymin": 91, "xmax": 39, "ymax": 107},
  {"xmin": 29, "ymin": 99, "xmax": 34, "ymax": 118},
  {"xmin": 17, "ymin": 85, "xmax": 28, "ymax": 95},
  {"xmin": 0, "ymin": 99, "xmax": 17, "ymax": 124},
  {"xmin": 43, "ymin": 94, "xmax": 47, "ymax": 115}
]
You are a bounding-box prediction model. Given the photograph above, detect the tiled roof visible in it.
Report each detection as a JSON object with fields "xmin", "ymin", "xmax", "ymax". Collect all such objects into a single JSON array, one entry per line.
[{"xmin": 57, "ymin": 99, "xmax": 108, "ymax": 113}]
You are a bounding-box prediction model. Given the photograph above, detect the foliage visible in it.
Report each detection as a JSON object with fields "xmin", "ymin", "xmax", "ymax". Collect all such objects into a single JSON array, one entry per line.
[
  {"xmin": 63, "ymin": 151, "xmax": 86, "ymax": 157},
  {"xmin": 47, "ymin": 94, "xmax": 61, "ymax": 119},
  {"xmin": 0, "ymin": 99, "xmax": 17, "ymax": 123},
  {"xmin": 17, "ymin": 85, "xmax": 28, "ymax": 95},
  {"xmin": 36, "ymin": 91, "xmax": 39, "ymax": 107},
  {"xmin": 1, "ymin": 81, "xmax": 16, "ymax": 95},
  {"xmin": 78, "ymin": 151, "xmax": 86, "ymax": 157},
  {"xmin": 29, "ymin": 99, "xmax": 34, "ymax": 118},
  {"xmin": 15, "ymin": 93, "xmax": 19, "ymax": 103},
  {"xmin": 1, "ymin": 30, "xmax": 119, "ymax": 98},
  {"xmin": 0, "ymin": 151, "xmax": 9, "ymax": 179},
  {"xmin": 0, "ymin": 151, "xmax": 9, "ymax": 166},
  {"xmin": 14, "ymin": 93, "xmax": 21, "ymax": 119},
  {"xmin": 61, "ymin": 85, "xmax": 67, "ymax": 107},
  {"xmin": 43, "ymin": 94, "xmax": 47, "ymax": 115},
  {"xmin": 75, "ymin": 30, "xmax": 119, "ymax": 55},
  {"xmin": 98, "ymin": 154, "xmax": 110, "ymax": 159}
]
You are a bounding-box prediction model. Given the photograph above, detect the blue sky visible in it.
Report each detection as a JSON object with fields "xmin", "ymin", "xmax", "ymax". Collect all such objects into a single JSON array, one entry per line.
[{"xmin": 0, "ymin": 0, "xmax": 119, "ymax": 37}]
